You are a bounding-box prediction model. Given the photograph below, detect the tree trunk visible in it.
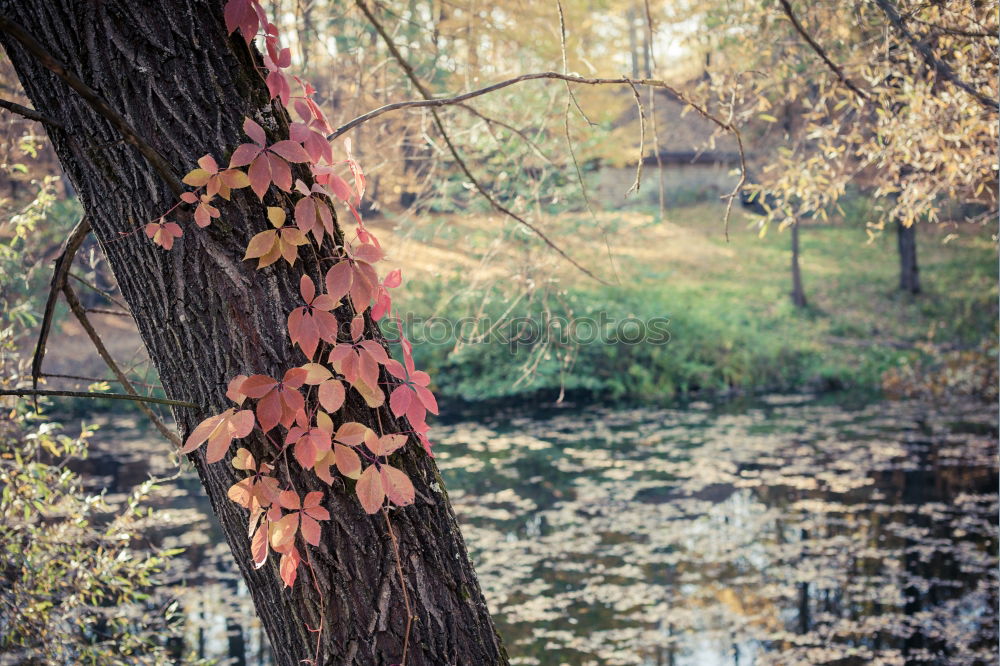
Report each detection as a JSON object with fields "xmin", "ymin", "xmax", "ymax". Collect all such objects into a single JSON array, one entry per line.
[
  {"xmin": 896, "ymin": 219, "xmax": 921, "ymax": 294},
  {"xmin": 0, "ymin": 2, "xmax": 507, "ymax": 665},
  {"xmin": 790, "ymin": 220, "xmax": 807, "ymax": 308}
]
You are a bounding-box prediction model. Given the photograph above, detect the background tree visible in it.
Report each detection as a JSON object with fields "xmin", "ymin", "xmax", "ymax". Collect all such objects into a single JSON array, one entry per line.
[{"xmin": 691, "ymin": 0, "xmax": 997, "ymax": 294}]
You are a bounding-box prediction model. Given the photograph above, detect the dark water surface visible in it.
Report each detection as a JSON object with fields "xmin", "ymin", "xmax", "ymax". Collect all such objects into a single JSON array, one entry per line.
[{"xmin": 91, "ymin": 395, "xmax": 998, "ymax": 665}]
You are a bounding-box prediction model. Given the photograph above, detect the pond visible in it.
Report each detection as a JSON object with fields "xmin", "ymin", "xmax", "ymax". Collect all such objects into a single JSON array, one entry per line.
[{"xmin": 90, "ymin": 395, "xmax": 998, "ymax": 665}]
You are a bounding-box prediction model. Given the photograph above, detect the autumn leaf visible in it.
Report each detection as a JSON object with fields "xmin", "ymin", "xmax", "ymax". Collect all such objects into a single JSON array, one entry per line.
[
  {"xmin": 287, "ymin": 274, "xmax": 339, "ymax": 359},
  {"xmin": 144, "ymin": 218, "xmax": 183, "ymax": 250},
  {"xmin": 381, "ymin": 465, "xmax": 415, "ymax": 507},
  {"xmin": 279, "ymin": 545, "xmax": 300, "ymax": 588},
  {"xmin": 244, "ymin": 207, "xmax": 310, "ymax": 268},
  {"xmin": 182, "ymin": 408, "xmax": 255, "ymax": 463},
  {"xmin": 240, "ymin": 367, "xmax": 308, "ymax": 432},
  {"xmin": 356, "ymin": 464, "xmax": 384, "ymax": 514},
  {"xmin": 284, "ymin": 410, "xmax": 332, "ymax": 468},
  {"xmin": 180, "ymin": 191, "xmax": 220, "ymax": 228},
  {"xmin": 224, "ymin": 0, "xmax": 264, "ymax": 43},
  {"xmin": 300, "ymin": 363, "xmax": 347, "ymax": 413},
  {"xmin": 363, "ymin": 429, "xmax": 408, "ymax": 457},
  {"xmin": 293, "ymin": 179, "xmax": 335, "ymax": 241},
  {"xmin": 229, "ymin": 117, "xmax": 312, "ymax": 199},
  {"xmin": 182, "ymin": 153, "xmax": 250, "ymax": 200}
]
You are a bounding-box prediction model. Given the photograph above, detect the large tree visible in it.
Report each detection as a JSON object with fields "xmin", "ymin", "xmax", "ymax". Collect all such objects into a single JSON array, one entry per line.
[{"xmin": 0, "ymin": 1, "xmax": 507, "ymax": 664}]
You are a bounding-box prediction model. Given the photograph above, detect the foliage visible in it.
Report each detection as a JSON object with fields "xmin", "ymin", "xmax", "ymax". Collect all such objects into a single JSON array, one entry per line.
[
  {"xmin": 140, "ymin": 1, "xmax": 437, "ymax": 620},
  {"xmin": 0, "ymin": 375, "xmax": 178, "ymax": 663},
  {"xmin": 694, "ymin": 0, "xmax": 997, "ymax": 231}
]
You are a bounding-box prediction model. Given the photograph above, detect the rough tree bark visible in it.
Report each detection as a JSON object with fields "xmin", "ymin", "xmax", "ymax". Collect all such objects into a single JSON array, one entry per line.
[
  {"xmin": 896, "ymin": 219, "xmax": 920, "ymax": 294},
  {"xmin": 0, "ymin": 1, "xmax": 507, "ymax": 664}
]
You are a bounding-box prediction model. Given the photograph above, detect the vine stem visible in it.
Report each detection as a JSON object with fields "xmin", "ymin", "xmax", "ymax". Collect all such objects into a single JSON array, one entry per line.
[{"xmin": 382, "ymin": 507, "xmax": 413, "ymax": 666}]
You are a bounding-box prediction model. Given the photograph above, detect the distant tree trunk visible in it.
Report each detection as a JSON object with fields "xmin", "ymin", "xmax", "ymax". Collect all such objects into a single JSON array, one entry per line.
[
  {"xmin": 790, "ymin": 220, "xmax": 807, "ymax": 308},
  {"xmin": 896, "ymin": 220, "xmax": 921, "ymax": 294},
  {"xmin": 627, "ymin": 7, "xmax": 640, "ymax": 79},
  {"xmin": 0, "ymin": 2, "xmax": 507, "ymax": 664}
]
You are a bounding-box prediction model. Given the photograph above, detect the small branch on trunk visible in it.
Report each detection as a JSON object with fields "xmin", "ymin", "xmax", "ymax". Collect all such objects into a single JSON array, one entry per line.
[
  {"xmin": 1, "ymin": 388, "xmax": 196, "ymax": 409},
  {"xmin": 0, "ymin": 15, "xmax": 184, "ymax": 194},
  {"xmin": 0, "ymin": 96, "xmax": 62, "ymax": 127}
]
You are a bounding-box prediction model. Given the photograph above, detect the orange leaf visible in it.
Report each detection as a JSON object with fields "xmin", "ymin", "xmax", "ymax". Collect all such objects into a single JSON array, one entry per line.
[
  {"xmin": 356, "ymin": 464, "xmax": 385, "ymax": 514},
  {"xmin": 279, "ymin": 546, "xmax": 300, "ymax": 588},
  {"xmin": 381, "ymin": 465, "xmax": 415, "ymax": 507}
]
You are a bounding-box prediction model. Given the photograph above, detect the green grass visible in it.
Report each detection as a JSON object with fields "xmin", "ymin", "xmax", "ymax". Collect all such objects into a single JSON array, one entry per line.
[{"xmin": 388, "ymin": 202, "xmax": 998, "ymax": 404}]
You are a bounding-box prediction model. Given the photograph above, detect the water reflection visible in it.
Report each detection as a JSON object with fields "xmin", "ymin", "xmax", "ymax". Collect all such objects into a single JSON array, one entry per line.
[
  {"xmin": 436, "ymin": 397, "xmax": 997, "ymax": 665},
  {"xmin": 90, "ymin": 396, "xmax": 998, "ymax": 665}
]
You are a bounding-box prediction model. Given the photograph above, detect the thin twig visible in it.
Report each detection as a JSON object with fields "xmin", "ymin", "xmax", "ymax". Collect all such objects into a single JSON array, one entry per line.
[
  {"xmin": 778, "ymin": 0, "xmax": 870, "ymax": 101},
  {"xmin": 68, "ymin": 272, "xmax": 131, "ymax": 311},
  {"xmin": 457, "ymin": 103, "xmax": 556, "ymax": 166},
  {"xmin": 0, "ymin": 15, "xmax": 184, "ymax": 194},
  {"xmin": 872, "ymin": 0, "xmax": 996, "ymax": 111},
  {"xmin": 625, "ymin": 81, "xmax": 645, "ymax": 197},
  {"xmin": 0, "ymin": 96, "xmax": 62, "ymax": 127},
  {"xmin": 329, "ymin": 16, "xmax": 748, "ymax": 237},
  {"xmin": 328, "ymin": 71, "xmax": 741, "ymax": 141},
  {"xmin": 42, "ymin": 372, "xmax": 161, "ymax": 389},
  {"xmin": 354, "ymin": 0, "xmax": 610, "ymax": 284},
  {"xmin": 62, "ymin": 282, "xmax": 182, "ymax": 447},
  {"xmin": 0, "ymin": 388, "xmax": 196, "ymax": 409},
  {"xmin": 31, "ymin": 217, "xmax": 91, "ymax": 402},
  {"xmin": 641, "ymin": 0, "xmax": 666, "ymax": 216}
]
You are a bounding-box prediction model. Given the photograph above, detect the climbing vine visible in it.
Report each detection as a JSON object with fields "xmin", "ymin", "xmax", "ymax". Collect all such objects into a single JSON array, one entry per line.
[{"xmin": 144, "ymin": 0, "xmax": 435, "ymax": 642}]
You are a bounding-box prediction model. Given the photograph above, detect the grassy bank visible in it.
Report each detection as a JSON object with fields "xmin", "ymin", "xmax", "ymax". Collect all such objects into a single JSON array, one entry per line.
[{"xmin": 377, "ymin": 202, "xmax": 997, "ymax": 404}]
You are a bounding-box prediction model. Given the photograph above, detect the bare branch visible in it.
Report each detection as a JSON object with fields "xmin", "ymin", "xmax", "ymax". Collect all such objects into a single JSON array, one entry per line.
[
  {"xmin": 31, "ymin": 217, "xmax": 90, "ymax": 399},
  {"xmin": 61, "ymin": 282, "xmax": 182, "ymax": 447},
  {"xmin": 1, "ymin": 388, "xmax": 196, "ymax": 409},
  {"xmin": 778, "ymin": 0, "xmax": 871, "ymax": 101},
  {"xmin": 0, "ymin": 15, "xmax": 184, "ymax": 194},
  {"xmin": 625, "ymin": 82, "xmax": 645, "ymax": 197},
  {"xmin": 353, "ymin": 0, "xmax": 610, "ymax": 284},
  {"xmin": 0, "ymin": 96, "xmax": 62, "ymax": 127},
  {"xmin": 327, "ymin": 63, "xmax": 749, "ymax": 238}
]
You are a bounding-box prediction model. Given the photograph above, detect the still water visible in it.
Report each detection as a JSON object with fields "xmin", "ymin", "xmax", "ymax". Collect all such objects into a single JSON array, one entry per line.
[{"xmin": 94, "ymin": 395, "xmax": 998, "ymax": 665}]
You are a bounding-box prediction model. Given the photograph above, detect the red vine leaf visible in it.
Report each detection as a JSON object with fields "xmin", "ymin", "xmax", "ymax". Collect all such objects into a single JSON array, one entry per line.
[
  {"xmin": 364, "ymin": 430, "xmax": 408, "ymax": 457},
  {"xmin": 145, "ymin": 218, "xmax": 182, "ymax": 250},
  {"xmin": 287, "ymin": 274, "xmax": 339, "ymax": 359},
  {"xmin": 278, "ymin": 545, "xmax": 300, "ymax": 588},
  {"xmin": 182, "ymin": 408, "xmax": 255, "ymax": 463},
  {"xmin": 285, "ymin": 410, "xmax": 332, "ymax": 469},
  {"xmin": 180, "ymin": 191, "xmax": 220, "ymax": 228},
  {"xmin": 240, "ymin": 368, "xmax": 307, "ymax": 431},
  {"xmin": 293, "ymin": 179, "xmax": 335, "ymax": 241},
  {"xmin": 226, "ymin": 374, "xmax": 249, "ymax": 405},
  {"xmin": 229, "ymin": 117, "xmax": 310, "ymax": 199},
  {"xmin": 301, "ymin": 363, "xmax": 347, "ymax": 413},
  {"xmin": 224, "ymin": 0, "xmax": 264, "ymax": 43},
  {"xmin": 251, "ymin": 521, "xmax": 269, "ymax": 569}
]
